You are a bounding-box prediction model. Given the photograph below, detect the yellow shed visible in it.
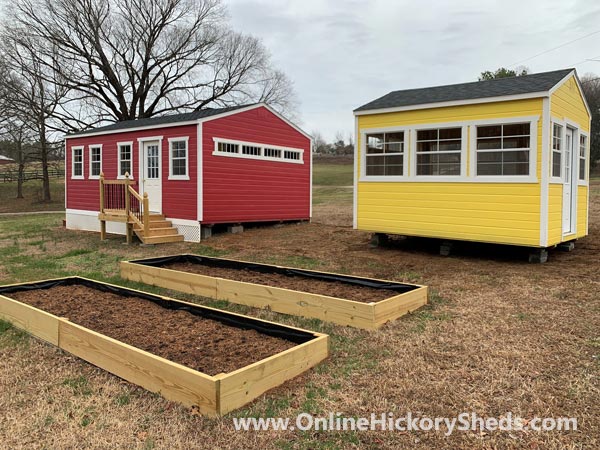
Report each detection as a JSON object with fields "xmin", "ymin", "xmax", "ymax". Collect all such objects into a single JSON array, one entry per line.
[{"xmin": 353, "ymin": 69, "xmax": 591, "ymax": 261}]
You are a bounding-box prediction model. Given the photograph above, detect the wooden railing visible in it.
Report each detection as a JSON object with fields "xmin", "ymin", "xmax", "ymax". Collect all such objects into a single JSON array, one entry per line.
[{"xmin": 99, "ymin": 172, "xmax": 149, "ymax": 243}]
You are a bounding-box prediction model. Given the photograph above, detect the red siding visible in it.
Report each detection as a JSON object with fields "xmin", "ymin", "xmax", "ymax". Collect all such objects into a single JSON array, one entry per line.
[
  {"xmin": 202, "ymin": 106, "xmax": 311, "ymax": 223},
  {"xmin": 66, "ymin": 124, "xmax": 197, "ymax": 220}
]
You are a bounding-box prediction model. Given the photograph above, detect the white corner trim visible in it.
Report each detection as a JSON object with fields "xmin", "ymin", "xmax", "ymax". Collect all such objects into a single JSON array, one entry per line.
[
  {"xmin": 309, "ymin": 140, "xmax": 313, "ymax": 219},
  {"xmin": 88, "ymin": 144, "xmax": 103, "ymax": 180},
  {"xmin": 353, "ymin": 116, "xmax": 358, "ymax": 229},
  {"xmin": 71, "ymin": 146, "xmax": 85, "ymax": 180},
  {"xmin": 540, "ymin": 97, "xmax": 550, "ymax": 247},
  {"xmin": 167, "ymin": 136, "xmax": 190, "ymax": 181},
  {"xmin": 197, "ymin": 122, "xmax": 203, "ymax": 222},
  {"xmin": 353, "ymin": 92, "xmax": 549, "ymax": 116}
]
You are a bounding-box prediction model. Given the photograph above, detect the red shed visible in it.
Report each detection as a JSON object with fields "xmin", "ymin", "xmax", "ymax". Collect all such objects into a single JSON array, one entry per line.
[{"xmin": 65, "ymin": 104, "xmax": 312, "ymax": 243}]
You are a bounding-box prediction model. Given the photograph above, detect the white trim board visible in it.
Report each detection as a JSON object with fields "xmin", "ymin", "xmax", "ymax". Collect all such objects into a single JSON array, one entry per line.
[
  {"xmin": 65, "ymin": 103, "xmax": 313, "ymax": 142},
  {"xmin": 540, "ymin": 97, "xmax": 550, "ymax": 247},
  {"xmin": 197, "ymin": 122, "xmax": 203, "ymax": 222},
  {"xmin": 354, "ymin": 92, "xmax": 549, "ymax": 116}
]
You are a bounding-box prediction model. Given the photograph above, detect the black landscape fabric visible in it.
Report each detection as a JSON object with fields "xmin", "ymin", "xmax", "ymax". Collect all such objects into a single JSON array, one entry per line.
[
  {"xmin": 0, "ymin": 277, "xmax": 316, "ymax": 344},
  {"xmin": 131, "ymin": 254, "xmax": 419, "ymax": 293}
]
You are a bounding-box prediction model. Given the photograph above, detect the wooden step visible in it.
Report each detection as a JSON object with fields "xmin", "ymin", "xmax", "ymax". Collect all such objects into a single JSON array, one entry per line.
[
  {"xmin": 148, "ymin": 214, "xmax": 165, "ymax": 220},
  {"xmin": 148, "ymin": 220, "xmax": 173, "ymax": 229},
  {"xmin": 145, "ymin": 227, "xmax": 179, "ymax": 237},
  {"xmin": 142, "ymin": 234, "xmax": 185, "ymax": 244}
]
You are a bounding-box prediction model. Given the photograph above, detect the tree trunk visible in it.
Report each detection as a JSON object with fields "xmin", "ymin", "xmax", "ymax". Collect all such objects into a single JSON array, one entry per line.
[
  {"xmin": 39, "ymin": 124, "xmax": 51, "ymax": 202},
  {"xmin": 16, "ymin": 139, "xmax": 24, "ymax": 199}
]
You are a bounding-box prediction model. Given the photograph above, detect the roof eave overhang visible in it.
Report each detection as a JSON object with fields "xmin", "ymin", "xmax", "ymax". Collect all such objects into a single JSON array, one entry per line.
[
  {"xmin": 65, "ymin": 103, "xmax": 312, "ymax": 142},
  {"xmin": 353, "ymin": 91, "xmax": 550, "ymax": 116}
]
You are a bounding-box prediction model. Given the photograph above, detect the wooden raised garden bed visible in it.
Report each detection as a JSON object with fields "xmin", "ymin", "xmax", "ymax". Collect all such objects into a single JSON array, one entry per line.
[
  {"xmin": 120, "ymin": 255, "xmax": 428, "ymax": 330},
  {"xmin": 0, "ymin": 277, "xmax": 328, "ymax": 416}
]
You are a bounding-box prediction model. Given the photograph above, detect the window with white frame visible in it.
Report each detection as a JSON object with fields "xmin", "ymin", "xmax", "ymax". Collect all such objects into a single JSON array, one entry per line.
[
  {"xmin": 552, "ymin": 123, "xmax": 562, "ymax": 178},
  {"xmin": 169, "ymin": 139, "xmax": 188, "ymax": 179},
  {"xmin": 579, "ymin": 134, "xmax": 587, "ymax": 181},
  {"xmin": 364, "ymin": 132, "xmax": 404, "ymax": 176},
  {"xmin": 476, "ymin": 123, "xmax": 530, "ymax": 176},
  {"xmin": 118, "ymin": 142, "xmax": 132, "ymax": 177},
  {"xmin": 416, "ymin": 128, "xmax": 462, "ymax": 176},
  {"xmin": 89, "ymin": 145, "xmax": 102, "ymax": 178},
  {"xmin": 72, "ymin": 147, "xmax": 84, "ymax": 179},
  {"xmin": 213, "ymin": 138, "xmax": 304, "ymax": 163}
]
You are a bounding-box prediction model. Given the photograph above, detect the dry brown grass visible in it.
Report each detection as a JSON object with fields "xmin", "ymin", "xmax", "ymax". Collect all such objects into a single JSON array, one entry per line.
[{"xmin": 0, "ymin": 182, "xmax": 599, "ymax": 449}]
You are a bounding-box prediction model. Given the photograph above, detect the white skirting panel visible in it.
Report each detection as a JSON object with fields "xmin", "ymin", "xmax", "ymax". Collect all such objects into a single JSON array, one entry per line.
[
  {"xmin": 66, "ymin": 209, "xmax": 201, "ymax": 242},
  {"xmin": 66, "ymin": 209, "xmax": 127, "ymax": 235}
]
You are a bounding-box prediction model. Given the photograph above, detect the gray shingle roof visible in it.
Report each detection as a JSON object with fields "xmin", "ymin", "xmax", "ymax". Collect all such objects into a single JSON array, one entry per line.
[
  {"xmin": 69, "ymin": 104, "xmax": 255, "ymax": 136},
  {"xmin": 354, "ymin": 69, "xmax": 574, "ymax": 112}
]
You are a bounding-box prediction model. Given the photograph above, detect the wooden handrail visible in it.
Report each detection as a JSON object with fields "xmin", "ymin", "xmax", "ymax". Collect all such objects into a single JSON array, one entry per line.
[{"xmin": 99, "ymin": 172, "xmax": 151, "ymax": 244}]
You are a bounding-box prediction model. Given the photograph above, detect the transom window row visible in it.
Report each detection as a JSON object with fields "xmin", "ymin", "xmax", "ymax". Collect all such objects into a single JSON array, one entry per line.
[{"xmin": 214, "ymin": 140, "xmax": 303, "ymax": 163}]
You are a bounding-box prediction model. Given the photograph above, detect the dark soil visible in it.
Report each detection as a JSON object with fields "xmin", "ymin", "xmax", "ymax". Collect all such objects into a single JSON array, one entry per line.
[
  {"xmin": 8, "ymin": 285, "xmax": 297, "ymax": 376},
  {"xmin": 163, "ymin": 262, "xmax": 403, "ymax": 303}
]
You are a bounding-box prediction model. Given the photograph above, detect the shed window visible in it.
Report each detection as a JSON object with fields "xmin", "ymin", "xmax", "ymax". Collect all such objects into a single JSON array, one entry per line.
[
  {"xmin": 213, "ymin": 138, "xmax": 303, "ymax": 164},
  {"xmin": 365, "ymin": 132, "xmax": 404, "ymax": 176},
  {"xmin": 476, "ymin": 123, "xmax": 530, "ymax": 176},
  {"xmin": 72, "ymin": 147, "xmax": 84, "ymax": 179},
  {"xmin": 264, "ymin": 148, "xmax": 282, "ymax": 158},
  {"xmin": 552, "ymin": 124, "xmax": 562, "ymax": 178},
  {"xmin": 169, "ymin": 139, "xmax": 188, "ymax": 179},
  {"xmin": 118, "ymin": 143, "xmax": 132, "ymax": 177},
  {"xmin": 579, "ymin": 134, "xmax": 587, "ymax": 181},
  {"xmin": 217, "ymin": 142, "xmax": 239, "ymax": 154},
  {"xmin": 416, "ymin": 128, "xmax": 462, "ymax": 176},
  {"xmin": 89, "ymin": 145, "xmax": 102, "ymax": 178},
  {"xmin": 242, "ymin": 145, "xmax": 261, "ymax": 156}
]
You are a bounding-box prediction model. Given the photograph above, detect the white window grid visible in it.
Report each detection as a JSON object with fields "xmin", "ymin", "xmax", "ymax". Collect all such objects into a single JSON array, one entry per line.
[
  {"xmin": 168, "ymin": 138, "xmax": 189, "ymax": 180},
  {"xmin": 415, "ymin": 128, "xmax": 462, "ymax": 176},
  {"xmin": 118, "ymin": 142, "xmax": 133, "ymax": 178},
  {"xmin": 475, "ymin": 123, "xmax": 531, "ymax": 176},
  {"xmin": 72, "ymin": 147, "xmax": 84, "ymax": 179},
  {"xmin": 213, "ymin": 138, "xmax": 304, "ymax": 164},
  {"xmin": 89, "ymin": 145, "xmax": 102, "ymax": 179},
  {"xmin": 365, "ymin": 132, "xmax": 404, "ymax": 177}
]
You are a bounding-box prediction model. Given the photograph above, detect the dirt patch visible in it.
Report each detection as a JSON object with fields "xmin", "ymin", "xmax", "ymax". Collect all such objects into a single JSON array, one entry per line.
[
  {"xmin": 164, "ymin": 261, "xmax": 403, "ymax": 303},
  {"xmin": 7, "ymin": 285, "xmax": 297, "ymax": 376}
]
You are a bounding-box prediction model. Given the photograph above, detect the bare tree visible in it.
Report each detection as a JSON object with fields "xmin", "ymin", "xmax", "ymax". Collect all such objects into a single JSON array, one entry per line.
[
  {"xmin": 4, "ymin": 0, "xmax": 297, "ymax": 131},
  {"xmin": 0, "ymin": 35, "xmax": 69, "ymax": 201},
  {"xmin": 580, "ymin": 74, "xmax": 600, "ymax": 169}
]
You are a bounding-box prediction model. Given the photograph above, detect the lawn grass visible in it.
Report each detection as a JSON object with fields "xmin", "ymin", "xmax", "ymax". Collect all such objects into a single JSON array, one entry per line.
[
  {"xmin": 0, "ymin": 178, "xmax": 65, "ymax": 213},
  {"xmin": 312, "ymin": 161, "xmax": 353, "ymax": 186},
  {"xmin": 0, "ymin": 183, "xmax": 598, "ymax": 447}
]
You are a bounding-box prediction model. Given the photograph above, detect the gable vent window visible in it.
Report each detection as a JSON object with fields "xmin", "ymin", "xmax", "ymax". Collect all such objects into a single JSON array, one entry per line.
[{"xmin": 213, "ymin": 138, "xmax": 304, "ymax": 164}]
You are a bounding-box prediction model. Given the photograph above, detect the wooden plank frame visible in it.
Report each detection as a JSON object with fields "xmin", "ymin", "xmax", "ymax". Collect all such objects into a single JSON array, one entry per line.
[
  {"xmin": 0, "ymin": 277, "xmax": 329, "ymax": 416},
  {"xmin": 120, "ymin": 255, "xmax": 429, "ymax": 330}
]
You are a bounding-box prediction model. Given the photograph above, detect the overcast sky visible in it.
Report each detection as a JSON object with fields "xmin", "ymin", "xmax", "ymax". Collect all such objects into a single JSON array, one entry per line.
[{"xmin": 226, "ymin": 0, "xmax": 600, "ymax": 141}]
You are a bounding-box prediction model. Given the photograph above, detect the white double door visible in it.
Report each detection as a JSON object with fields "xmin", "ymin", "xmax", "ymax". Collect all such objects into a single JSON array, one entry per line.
[
  {"xmin": 140, "ymin": 140, "xmax": 162, "ymax": 213},
  {"xmin": 562, "ymin": 128, "xmax": 577, "ymax": 235}
]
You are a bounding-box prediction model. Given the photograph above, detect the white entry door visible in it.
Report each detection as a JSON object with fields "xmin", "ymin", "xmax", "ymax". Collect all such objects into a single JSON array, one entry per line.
[
  {"xmin": 562, "ymin": 128, "xmax": 576, "ymax": 234},
  {"xmin": 141, "ymin": 140, "xmax": 162, "ymax": 213}
]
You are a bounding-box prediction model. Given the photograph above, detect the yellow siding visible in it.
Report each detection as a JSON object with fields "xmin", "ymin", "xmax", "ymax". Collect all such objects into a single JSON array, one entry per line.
[
  {"xmin": 550, "ymin": 76, "xmax": 590, "ymax": 132},
  {"xmin": 547, "ymin": 75, "xmax": 591, "ymax": 243},
  {"xmin": 548, "ymin": 184, "xmax": 562, "ymax": 245},
  {"xmin": 577, "ymin": 186, "xmax": 588, "ymax": 238},
  {"xmin": 357, "ymin": 98, "xmax": 543, "ymax": 247}
]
